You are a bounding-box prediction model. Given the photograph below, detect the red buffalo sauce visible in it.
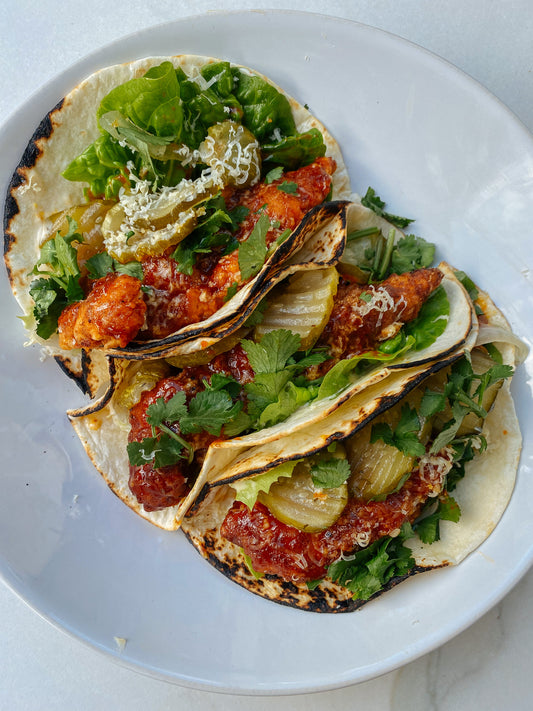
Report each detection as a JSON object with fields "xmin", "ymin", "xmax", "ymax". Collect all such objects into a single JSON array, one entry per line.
[
  {"xmin": 128, "ymin": 345, "xmax": 253, "ymax": 511},
  {"xmin": 220, "ymin": 454, "xmax": 450, "ymax": 582},
  {"xmin": 59, "ymin": 157, "xmax": 336, "ymax": 349}
]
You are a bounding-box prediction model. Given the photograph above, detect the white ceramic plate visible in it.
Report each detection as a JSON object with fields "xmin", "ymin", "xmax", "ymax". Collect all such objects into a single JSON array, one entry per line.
[{"xmin": 1, "ymin": 10, "xmax": 532, "ymax": 695}]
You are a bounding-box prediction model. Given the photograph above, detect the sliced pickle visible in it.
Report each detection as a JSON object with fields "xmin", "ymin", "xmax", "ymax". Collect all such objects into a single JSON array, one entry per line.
[
  {"xmin": 114, "ymin": 361, "xmax": 171, "ymax": 411},
  {"xmin": 199, "ymin": 120, "xmax": 261, "ymax": 188},
  {"xmin": 338, "ymin": 229, "xmax": 384, "ymax": 284},
  {"xmin": 254, "ymin": 267, "xmax": 339, "ymax": 349},
  {"xmin": 346, "ymin": 389, "xmax": 431, "ymax": 501},
  {"xmin": 259, "ymin": 447, "xmax": 349, "ymax": 532},
  {"xmin": 164, "ymin": 328, "xmax": 249, "ymax": 368}
]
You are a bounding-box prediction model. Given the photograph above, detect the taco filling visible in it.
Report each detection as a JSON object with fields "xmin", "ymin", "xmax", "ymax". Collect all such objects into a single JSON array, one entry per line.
[
  {"xmin": 123, "ymin": 264, "xmax": 444, "ymax": 513},
  {"xmin": 210, "ymin": 343, "xmax": 515, "ymax": 598},
  {"xmin": 7, "ymin": 58, "xmax": 348, "ymax": 361},
  {"xmin": 54, "ymin": 156, "xmax": 336, "ymax": 350}
]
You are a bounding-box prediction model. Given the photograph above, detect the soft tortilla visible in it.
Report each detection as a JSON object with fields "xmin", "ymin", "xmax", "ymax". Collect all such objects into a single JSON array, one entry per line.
[
  {"xmin": 4, "ymin": 55, "xmax": 351, "ymax": 394},
  {"xmin": 180, "ymin": 296, "xmax": 522, "ymax": 612}
]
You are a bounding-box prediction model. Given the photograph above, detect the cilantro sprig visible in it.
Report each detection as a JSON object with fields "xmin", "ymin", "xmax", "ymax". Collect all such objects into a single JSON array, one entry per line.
[
  {"xmin": 241, "ymin": 329, "xmax": 328, "ymax": 428},
  {"xmin": 29, "ymin": 217, "xmax": 85, "ymax": 339},
  {"xmin": 127, "ymin": 378, "xmax": 244, "ymax": 468},
  {"xmin": 420, "ymin": 356, "xmax": 514, "ymax": 454},
  {"xmin": 361, "ymin": 187, "xmax": 414, "ymax": 230},
  {"xmin": 370, "ymin": 404, "xmax": 427, "ymax": 458},
  {"xmin": 327, "ymin": 522, "xmax": 415, "ymax": 600}
]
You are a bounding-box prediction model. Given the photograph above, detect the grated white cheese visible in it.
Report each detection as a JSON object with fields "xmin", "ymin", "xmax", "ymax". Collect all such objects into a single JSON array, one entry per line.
[
  {"xmin": 355, "ymin": 286, "xmax": 407, "ymax": 328},
  {"xmin": 418, "ymin": 447, "xmax": 454, "ymax": 493}
]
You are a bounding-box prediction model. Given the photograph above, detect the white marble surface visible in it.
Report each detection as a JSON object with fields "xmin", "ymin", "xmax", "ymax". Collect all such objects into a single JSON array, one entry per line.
[{"xmin": 1, "ymin": 1, "xmax": 532, "ymax": 709}]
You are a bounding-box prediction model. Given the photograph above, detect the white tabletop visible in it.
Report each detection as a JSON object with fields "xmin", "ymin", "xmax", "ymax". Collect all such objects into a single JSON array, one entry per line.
[{"xmin": 1, "ymin": 2, "xmax": 532, "ymax": 709}]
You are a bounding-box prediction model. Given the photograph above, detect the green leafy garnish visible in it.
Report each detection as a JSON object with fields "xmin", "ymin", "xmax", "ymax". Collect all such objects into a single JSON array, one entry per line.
[
  {"xmin": 231, "ymin": 460, "xmax": 298, "ymax": 509},
  {"xmin": 390, "ymin": 234, "xmax": 435, "ymax": 274},
  {"xmin": 85, "ymin": 252, "xmax": 143, "ymax": 281},
  {"xmin": 277, "ymin": 181, "xmax": 298, "ymax": 194},
  {"xmin": 328, "ymin": 523, "xmax": 415, "ymax": 600},
  {"xmin": 29, "ymin": 217, "xmax": 85, "ymax": 339},
  {"xmin": 361, "ymin": 187, "xmax": 414, "ymax": 229},
  {"xmin": 310, "ymin": 457, "xmax": 351, "ymax": 489},
  {"xmin": 370, "ymin": 404, "xmax": 426, "ymax": 458},
  {"xmin": 128, "ymin": 377, "xmax": 245, "ymax": 468},
  {"xmin": 238, "ymin": 213, "xmax": 270, "ymax": 281},
  {"xmin": 265, "ymin": 166, "xmax": 284, "ymax": 184},
  {"xmin": 414, "ymin": 495, "xmax": 461, "ymax": 544}
]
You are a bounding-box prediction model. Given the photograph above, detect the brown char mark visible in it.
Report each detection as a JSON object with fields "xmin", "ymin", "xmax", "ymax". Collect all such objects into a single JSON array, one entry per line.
[{"xmin": 3, "ymin": 98, "xmax": 65, "ymax": 258}]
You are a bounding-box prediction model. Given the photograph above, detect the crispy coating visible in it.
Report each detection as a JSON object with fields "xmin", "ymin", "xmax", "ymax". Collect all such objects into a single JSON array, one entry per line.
[
  {"xmin": 140, "ymin": 158, "xmax": 336, "ymax": 340},
  {"xmin": 221, "ymin": 452, "xmax": 450, "ymax": 582},
  {"xmin": 307, "ymin": 267, "xmax": 443, "ymax": 378},
  {"xmin": 57, "ymin": 273, "xmax": 146, "ymax": 349}
]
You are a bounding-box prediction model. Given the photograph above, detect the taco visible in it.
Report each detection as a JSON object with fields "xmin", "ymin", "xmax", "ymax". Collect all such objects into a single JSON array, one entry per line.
[
  {"xmin": 68, "ymin": 241, "xmax": 477, "ymax": 531},
  {"xmin": 4, "ymin": 55, "xmax": 351, "ymax": 395},
  {"xmin": 181, "ymin": 288, "xmax": 526, "ymax": 612}
]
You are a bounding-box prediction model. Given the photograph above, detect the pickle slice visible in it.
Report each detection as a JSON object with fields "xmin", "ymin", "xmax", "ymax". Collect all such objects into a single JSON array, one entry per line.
[
  {"xmin": 259, "ymin": 447, "xmax": 349, "ymax": 532},
  {"xmin": 346, "ymin": 389, "xmax": 430, "ymax": 501},
  {"xmin": 254, "ymin": 267, "xmax": 339, "ymax": 350},
  {"xmin": 164, "ymin": 328, "xmax": 249, "ymax": 368},
  {"xmin": 114, "ymin": 361, "xmax": 171, "ymax": 411}
]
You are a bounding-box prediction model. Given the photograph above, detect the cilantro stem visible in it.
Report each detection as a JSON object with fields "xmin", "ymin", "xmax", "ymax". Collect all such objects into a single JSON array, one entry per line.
[
  {"xmin": 158, "ymin": 422, "xmax": 195, "ymax": 463},
  {"xmin": 376, "ymin": 229, "xmax": 396, "ymax": 281},
  {"xmin": 346, "ymin": 227, "xmax": 380, "ymax": 242}
]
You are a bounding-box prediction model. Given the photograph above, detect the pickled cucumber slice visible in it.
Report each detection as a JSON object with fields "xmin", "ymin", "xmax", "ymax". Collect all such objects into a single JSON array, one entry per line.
[
  {"xmin": 164, "ymin": 328, "xmax": 249, "ymax": 368},
  {"xmin": 198, "ymin": 120, "xmax": 261, "ymax": 188},
  {"xmin": 259, "ymin": 464, "xmax": 348, "ymax": 533},
  {"xmin": 114, "ymin": 361, "xmax": 171, "ymax": 411},
  {"xmin": 346, "ymin": 389, "xmax": 430, "ymax": 501},
  {"xmin": 254, "ymin": 267, "xmax": 339, "ymax": 350},
  {"xmin": 258, "ymin": 447, "xmax": 349, "ymax": 532}
]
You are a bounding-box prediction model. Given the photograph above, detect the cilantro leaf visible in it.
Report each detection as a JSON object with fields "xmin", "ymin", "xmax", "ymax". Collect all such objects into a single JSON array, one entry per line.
[
  {"xmin": 126, "ymin": 433, "xmax": 185, "ymax": 469},
  {"xmin": 242, "ymin": 329, "xmax": 301, "ymax": 374},
  {"xmin": 370, "ymin": 404, "xmax": 426, "ymax": 458},
  {"xmin": 264, "ymin": 166, "xmax": 284, "ymax": 183},
  {"xmin": 328, "ymin": 523, "xmax": 415, "ymax": 600},
  {"xmin": 361, "ymin": 187, "xmax": 414, "ymax": 229},
  {"xmin": 238, "ymin": 212, "xmax": 270, "ymax": 281},
  {"xmin": 277, "ymin": 181, "xmax": 298, "ymax": 194},
  {"xmin": 85, "ymin": 252, "xmax": 143, "ymax": 281},
  {"xmin": 310, "ymin": 457, "xmax": 351, "ymax": 489},
  {"xmin": 179, "ymin": 389, "xmax": 243, "ymax": 436},
  {"xmin": 146, "ymin": 392, "xmax": 187, "ymax": 430},
  {"xmin": 415, "ymin": 495, "xmax": 461, "ymax": 544},
  {"xmin": 390, "ymin": 234, "xmax": 435, "ymax": 274},
  {"xmin": 29, "ymin": 218, "xmax": 85, "ymax": 338}
]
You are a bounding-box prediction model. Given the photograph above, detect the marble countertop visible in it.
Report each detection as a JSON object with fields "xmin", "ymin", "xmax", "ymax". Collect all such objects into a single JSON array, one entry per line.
[{"xmin": 1, "ymin": 2, "xmax": 532, "ymax": 709}]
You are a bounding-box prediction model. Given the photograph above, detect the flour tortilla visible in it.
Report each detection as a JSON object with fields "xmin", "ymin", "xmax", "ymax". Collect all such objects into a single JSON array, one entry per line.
[
  {"xmin": 4, "ymin": 55, "xmax": 352, "ymax": 394},
  {"xmin": 180, "ymin": 294, "xmax": 523, "ymax": 612}
]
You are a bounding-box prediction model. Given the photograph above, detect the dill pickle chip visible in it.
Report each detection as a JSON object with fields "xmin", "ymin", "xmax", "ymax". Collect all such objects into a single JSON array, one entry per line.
[
  {"xmin": 199, "ymin": 120, "xmax": 261, "ymax": 188},
  {"xmin": 346, "ymin": 389, "xmax": 430, "ymax": 501},
  {"xmin": 115, "ymin": 361, "xmax": 171, "ymax": 411},
  {"xmin": 259, "ymin": 454, "xmax": 348, "ymax": 532},
  {"xmin": 254, "ymin": 267, "xmax": 339, "ymax": 350},
  {"xmin": 47, "ymin": 200, "xmax": 114, "ymax": 268},
  {"xmin": 164, "ymin": 329, "xmax": 249, "ymax": 368}
]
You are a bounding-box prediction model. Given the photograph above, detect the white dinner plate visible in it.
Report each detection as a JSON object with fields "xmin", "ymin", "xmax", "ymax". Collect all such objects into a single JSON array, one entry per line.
[{"xmin": 1, "ymin": 10, "xmax": 532, "ymax": 695}]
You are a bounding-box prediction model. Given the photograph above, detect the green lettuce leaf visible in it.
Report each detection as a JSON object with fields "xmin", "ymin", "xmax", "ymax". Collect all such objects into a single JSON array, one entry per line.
[{"xmin": 231, "ymin": 460, "xmax": 299, "ymax": 509}]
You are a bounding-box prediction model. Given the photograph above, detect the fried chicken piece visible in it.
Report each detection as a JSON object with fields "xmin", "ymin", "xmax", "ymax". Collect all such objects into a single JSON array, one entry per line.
[
  {"xmin": 307, "ymin": 267, "xmax": 443, "ymax": 378},
  {"xmin": 57, "ymin": 273, "xmax": 146, "ymax": 349}
]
